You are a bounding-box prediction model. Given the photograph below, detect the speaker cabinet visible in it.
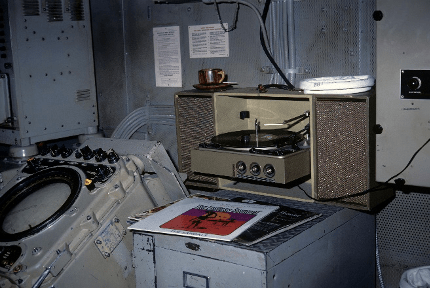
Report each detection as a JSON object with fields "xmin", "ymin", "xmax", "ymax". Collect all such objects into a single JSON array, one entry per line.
[
  {"xmin": 311, "ymin": 96, "xmax": 392, "ymax": 209},
  {"xmin": 175, "ymin": 92, "xmax": 218, "ymax": 188},
  {"xmin": 175, "ymin": 88, "xmax": 393, "ymax": 210}
]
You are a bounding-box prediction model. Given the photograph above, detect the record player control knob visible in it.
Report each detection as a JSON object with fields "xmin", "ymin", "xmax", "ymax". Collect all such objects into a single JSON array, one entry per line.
[
  {"xmin": 263, "ymin": 164, "xmax": 275, "ymax": 178},
  {"xmin": 236, "ymin": 161, "xmax": 247, "ymax": 174},
  {"xmin": 250, "ymin": 163, "xmax": 261, "ymax": 176},
  {"xmin": 80, "ymin": 145, "xmax": 94, "ymax": 160}
]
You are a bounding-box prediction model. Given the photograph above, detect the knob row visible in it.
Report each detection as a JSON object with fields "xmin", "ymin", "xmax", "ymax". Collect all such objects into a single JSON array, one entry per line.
[
  {"xmin": 40, "ymin": 144, "xmax": 120, "ymax": 164},
  {"xmin": 236, "ymin": 161, "xmax": 275, "ymax": 178}
]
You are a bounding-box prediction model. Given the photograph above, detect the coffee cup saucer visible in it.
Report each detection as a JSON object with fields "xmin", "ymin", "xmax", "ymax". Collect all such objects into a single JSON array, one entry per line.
[{"xmin": 193, "ymin": 82, "xmax": 232, "ymax": 91}]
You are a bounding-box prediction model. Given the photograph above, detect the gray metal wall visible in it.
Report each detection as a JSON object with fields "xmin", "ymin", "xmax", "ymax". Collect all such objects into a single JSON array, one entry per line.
[
  {"xmin": 90, "ymin": 0, "xmax": 376, "ymax": 162},
  {"xmin": 89, "ymin": 0, "xmax": 429, "ymax": 287}
]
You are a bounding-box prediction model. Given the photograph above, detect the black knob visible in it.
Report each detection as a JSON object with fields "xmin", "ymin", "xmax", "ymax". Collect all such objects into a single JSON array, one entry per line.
[
  {"xmin": 80, "ymin": 145, "xmax": 94, "ymax": 160},
  {"xmin": 94, "ymin": 148, "xmax": 107, "ymax": 162},
  {"xmin": 236, "ymin": 161, "xmax": 246, "ymax": 174},
  {"xmin": 407, "ymin": 77, "xmax": 421, "ymax": 90},
  {"xmin": 95, "ymin": 166, "xmax": 110, "ymax": 182},
  {"xmin": 107, "ymin": 150, "xmax": 120, "ymax": 164},
  {"xmin": 60, "ymin": 146, "xmax": 73, "ymax": 158},
  {"xmin": 75, "ymin": 149, "xmax": 82, "ymax": 159},
  {"xmin": 250, "ymin": 163, "xmax": 261, "ymax": 176},
  {"xmin": 38, "ymin": 144, "xmax": 49, "ymax": 156},
  {"xmin": 263, "ymin": 164, "xmax": 275, "ymax": 178},
  {"xmin": 50, "ymin": 144, "xmax": 60, "ymax": 157}
]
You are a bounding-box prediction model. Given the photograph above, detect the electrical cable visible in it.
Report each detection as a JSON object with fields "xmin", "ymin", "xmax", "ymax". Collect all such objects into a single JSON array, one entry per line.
[
  {"xmin": 204, "ymin": 0, "xmax": 272, "ymax": 55},
  {"xmin": 260, "ymin": 0, "xmax": 295, "ymax": 90},
  {"xmin": 203, "ymin": 0, "xmax": 295, "ymax": 89},
  {"xmin": 376, "ymin": 228, "xmax": 386, "ymax": 288},
  {"xmin": 213, "ymin": 0, "xmax": 240, "ymax": 32},
  {"xmin": 111, "ymin": 106, "xmax": 175, "ymax": 139},
  {"xmin": 299, "ymin": 137, "xmax": 430, "ymax": 202}
]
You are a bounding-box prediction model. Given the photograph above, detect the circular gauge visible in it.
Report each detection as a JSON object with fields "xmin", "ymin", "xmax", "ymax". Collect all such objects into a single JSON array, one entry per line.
[{"xmin": 0, "ymin": 167, "xmax": 82, "ymax": 242}]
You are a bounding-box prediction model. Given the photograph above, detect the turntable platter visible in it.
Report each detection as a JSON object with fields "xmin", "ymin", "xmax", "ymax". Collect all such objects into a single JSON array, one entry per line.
[{"xmin": 211, "ymin": 129, "xmax": 302, "ymax": 149}]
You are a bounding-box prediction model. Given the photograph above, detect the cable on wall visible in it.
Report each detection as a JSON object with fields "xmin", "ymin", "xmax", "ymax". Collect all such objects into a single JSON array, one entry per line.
[
  {"xmin": 260, "ymin": 0, "xmax": 295, "ymax": 89},
  {"xmin": 203, "ymin": 0, "xmax": 294, "ymax": 89},
  {"xmin": 299, "ymin": 137, "xmax": 430, "ymax": 201},
  {"xmin": 111, "ymin": 106, "xmax": 175, "ymax": 139}
]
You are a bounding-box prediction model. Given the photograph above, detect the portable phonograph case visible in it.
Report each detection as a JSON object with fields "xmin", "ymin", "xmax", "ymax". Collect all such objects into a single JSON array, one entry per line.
[{"xmin": 175, "ymin": 88, "xmax": 394, "ymax": 210}]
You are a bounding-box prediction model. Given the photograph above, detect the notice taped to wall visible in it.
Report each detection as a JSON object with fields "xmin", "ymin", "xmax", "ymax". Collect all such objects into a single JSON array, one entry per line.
[
  {"xmin": 153, "ymin": 26, "xmax": 182, "ymax": 87},
  {"xmin": 189, "ymin": 24, "xmax": 229, "ymax": 58}
]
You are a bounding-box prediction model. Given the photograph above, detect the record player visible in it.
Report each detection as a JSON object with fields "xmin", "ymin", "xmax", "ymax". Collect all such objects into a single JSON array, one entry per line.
[
  {"xmin": 191, "ymin": 114, "xmax": 311, "ymax": 185},
  {"xmin": 175, "ymin": 88, "xmax": 394, "ymax": 210}
]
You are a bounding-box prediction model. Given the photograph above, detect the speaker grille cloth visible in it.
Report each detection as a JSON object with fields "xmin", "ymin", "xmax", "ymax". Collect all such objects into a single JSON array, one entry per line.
[
  {"xmin": 176, "ymin": 96, "xmax": 217, "ymax": 185},
  {"xmin": 315, "ymin": 100, "xmax": 368, "ymax": 206}
]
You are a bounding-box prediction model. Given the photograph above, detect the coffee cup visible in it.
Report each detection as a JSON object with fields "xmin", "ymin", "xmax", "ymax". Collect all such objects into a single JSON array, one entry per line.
[{"xmin": 198, "ymin": 68, "xmax": 225, "ymax": 85}]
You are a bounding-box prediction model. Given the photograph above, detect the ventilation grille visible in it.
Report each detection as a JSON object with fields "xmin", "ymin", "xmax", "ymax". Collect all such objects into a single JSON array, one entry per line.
[
  {"xmin": 46, "ymin": 0, "xmax": 63, "ymax": 22},
  {"xmin": 76, "ymin": 89, "xmax": 91, "ymax": 101},
  {"xmin": 294, "ymin": 0, "xmax": 376, "ymax": 82},
  {"xmin": 314, "ymin": 99, "xmax": 369, "ymax": 206},
  {"xmin": 22, "ymin": 0, "xmax": 40, "ymax": 16},
  {"xmin": 69, "ymin": 0, "xmax": 84, "ymax": 21},
  {"xmin": 376, "ymin": 191, "xmax": 430, "ymax": 288},
  {"xmin": 176, "ymin": 95, "xmax": 217, "ymax": 186}
]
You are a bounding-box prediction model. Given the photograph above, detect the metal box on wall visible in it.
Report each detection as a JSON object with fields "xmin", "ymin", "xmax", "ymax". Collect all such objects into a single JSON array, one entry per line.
[
  {"xmin": 175, "ymin": 88, "xmax": 393, "ymax": 210},
  {"xmin": 0, "ymin": 0, "xmax": 98, "ymax": 146},
  {"xmin": 133, "ymin": 193, "xmax": 376, "ymax": 288},
  {"xmin": 375, "ymin": 0, "xmax": 430, "ymax": 187}
]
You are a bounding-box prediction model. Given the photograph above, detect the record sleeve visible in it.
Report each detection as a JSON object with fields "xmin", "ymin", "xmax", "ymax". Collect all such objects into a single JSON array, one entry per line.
[
  {"xmin": 232, "ymin": 198, "xmax": 322, "ymax": 246},
  {"xmin": 128, "ymin": 197, "xmax": 279, "ymax": 242}
]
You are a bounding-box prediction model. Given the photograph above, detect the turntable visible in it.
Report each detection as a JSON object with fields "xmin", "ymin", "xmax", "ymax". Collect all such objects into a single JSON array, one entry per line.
[{"xmin": 192, "ymin": 118, "xmax": 311, "ymax": 185}]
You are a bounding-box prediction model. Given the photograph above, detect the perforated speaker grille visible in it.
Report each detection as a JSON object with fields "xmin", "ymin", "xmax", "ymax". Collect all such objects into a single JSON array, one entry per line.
[
  {"xmin": 315, "ymin": 99, "xmax": 369, "ymax": 206},
  {"xmin": 176, "ymin": 96, "xmax": 217, "ymax": 186}
]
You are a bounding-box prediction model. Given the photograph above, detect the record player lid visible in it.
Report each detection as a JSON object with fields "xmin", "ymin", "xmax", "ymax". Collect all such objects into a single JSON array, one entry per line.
[{"xmin": 211, "ymin": 129, "xmax": 302, "ymax": 149}]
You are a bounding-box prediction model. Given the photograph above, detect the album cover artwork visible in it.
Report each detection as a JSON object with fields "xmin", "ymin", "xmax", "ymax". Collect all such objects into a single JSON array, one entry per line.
[
  {"xmin": 160, "ymin": 206, "xmax": 257, "ymax": 236},
  {"xmin": 128, "ymin": 197, "xmax": 278, "ymax": 241}
]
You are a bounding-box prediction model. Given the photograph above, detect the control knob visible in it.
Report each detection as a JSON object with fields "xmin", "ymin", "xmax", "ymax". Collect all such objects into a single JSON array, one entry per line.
[
  {"xmin": 263, "ymin": 164, "xmax": 275, "ymax": 178},
  {"xmin": 95, "ymin": 166, "xmax": 111, "ymax": 182},
  {"xmin": 80, "ymin": 145, "xmax": 94, "ymax": 160},
  {"xmin": 94, "ymin": 148, "xmax": 107, "ymax": 162},
  {"xmin": 250, "ymin": 163, "xmax": 261, "ymax": 176},
  {"xmin": 50, "ymin": 144, "xmax": 60, "ymax": 157},
  {"xmin": 236, "ymin": 161, "xmax": 246, "ymax": 174},
  {"xmin": 407, "ymin": 77, "xmax": 422, "ymax": 90},
  {"xmin": 60, "ymin": 146, "xmax": 73, "ymax": 158},
  {"xmin": 107, "ymin": 150, "xmax": 120, "ymax": 164}
]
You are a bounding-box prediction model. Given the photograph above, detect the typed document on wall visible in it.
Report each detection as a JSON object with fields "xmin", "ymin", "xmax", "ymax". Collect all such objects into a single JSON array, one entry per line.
[
  {"xmin": 189, "ymin": 24, "xmax": 229, "ymax": 58},
  {"xmin": 153, "ymin": 26, "xmax": 182, "ymax": 87}
]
